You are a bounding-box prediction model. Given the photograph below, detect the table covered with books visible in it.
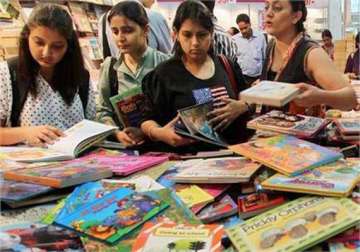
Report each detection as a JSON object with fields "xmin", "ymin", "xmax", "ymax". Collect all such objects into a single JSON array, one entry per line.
[{"xmin": 0, "ymin": 110, "xmax": 359, "ymax": 252}]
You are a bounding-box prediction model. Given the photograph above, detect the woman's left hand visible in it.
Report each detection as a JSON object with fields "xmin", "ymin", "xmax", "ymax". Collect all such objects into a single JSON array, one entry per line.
[
  {"xmin": 293, "ymin": 83, "xmax": 324, "ymax": 107},
  {"xmin": 207, "ymin": 97, "xmax": 248, "ymax": 132}
]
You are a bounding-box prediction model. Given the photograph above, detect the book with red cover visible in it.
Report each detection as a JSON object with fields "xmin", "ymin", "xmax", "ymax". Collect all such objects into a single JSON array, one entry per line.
[
  {"xmin": 190, "ymin": 184, "xmax": 230, "ymax": 214},
  {"xmin": 197, "ymin": 195, "xmax": 238, "ymax": 223},
  {"xmin": 238, "ymin": 192, "xmax": 286, "ymax": 219}
]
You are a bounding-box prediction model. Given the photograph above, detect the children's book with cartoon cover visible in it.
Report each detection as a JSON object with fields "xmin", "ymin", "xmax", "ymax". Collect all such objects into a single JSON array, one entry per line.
[
  {"xmin": 131, "ymin": 220, "xmax": 224, "ymax": 252},
  {"xmin": 240, "ymin": 81, "xmax": 300, "ymax": 107},
  {"xmin": 99, "ymin": 155, "xmax": 169, "ymax": 176},
  {"xmin": 3, "ymin": 159, "xmax": 112, "ymax": 188},
  {"xmin": 55, "ymin": 188, "xmax": 169, "ymax": 244},
  {"xmin": 247, "ymin": 110, "xmax": 329, "ymax": 138},
  {"xmin": 175, "ymin": 102, "xmax": 228, "ymax": 147},
  {"xmin": 261, "ymin": 158, "xmax": 360, "ymax": 197},
  {"xmin": 0, "ymin": 179, "xmax": 52, "ymax": 201},
  {"xmin": 55, "ymin": 180, "xmax": 136, "ymax": 221},
  {"xmin": 174, "ymin": 184, "xmax": 214, "ymax": 208},
  {"xmin": 0, "ymin": 120, "xmax": 117, "ymax": 162},
  {"xmin": 328, "ymin": 226, "xmax": 360, "ymax": 252},
  {"xmin": 237, "ymin": 192, "xmax": 286, "ymax": 219},
  {"xmin": 157, "ymin": 160, "xmax": 203, "ymax": 188},
  {"xmin": 229, "ymin": 135, "xmax": 343, "ymax": 176},
  {"xmin": 0, "ymin": 222, "xmax": 83, "ymax": 251},
  {"xmin": 226, "ymin": 197, "xmax": 360, "ymax": 252},
  {"xmin": 197, "ymin": 195, "xmax": 238, "ymax": 223},
  {"xmin": 334, "ymin": 119, "xmax": 360, "ymax": 135},
  {"xmin": 56, "ymin": 176, "xmax": 164, "ymax": 221},
  {"xmin": 173, "ymin": 157, "xmax": 261, "ymax": 183},
  {"xmin": 126, "ymin": 161, "xmax": 176, "ymax": 181},
  {"xmin": 110, "ymin": 86, "xmax": 146, "ymax": 128},
  {"xmin": 191, "ymin": 184, "xmax": 230, "ymax": 214},
  {"xmin": 80, "ymin": 189, "xmax": 200, "ymax": 252}
]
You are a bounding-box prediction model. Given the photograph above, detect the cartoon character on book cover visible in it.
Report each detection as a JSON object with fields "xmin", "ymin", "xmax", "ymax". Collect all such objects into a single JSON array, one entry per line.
[
  {"xmin": 0, "ymin": 180, "xmax": 50, "ymax": 201},
  {"xmin": 132, "ymin": 221, "xmax": 224, "ymax": 252},
  {"xmin": 227, "ymin": 197, "xmax": 360, "ymax": 252},
  {"xmin": 70, "ymin": 193, "xmax": 162, "ymax": 241},
  {"xmin": 262, "ymin": 159, "xmax": 360, "ymax": 196},
  {"xmin": 245, "ymin": 135, "xmax": 333, "ymax": 172},
  {"xmin": 19, "ymin": 160, "xmax": 102, "ymax": 179},
  {"xmin": 0, "ymin": 223, "xmax": 82, "ymax": 252}
]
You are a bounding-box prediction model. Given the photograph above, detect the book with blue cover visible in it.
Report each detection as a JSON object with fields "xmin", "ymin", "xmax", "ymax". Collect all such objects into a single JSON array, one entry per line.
[
  {"xmin": 56, "ymin": 180, "xmax": 136, "ymax": 221},
  {"xmin": 55, "ymin": 188, "xmax": 169, "ymax": 244},
  {"xmin": 0, "ymin": 179, "xmax": 52, "ymax": 201},
  {"xmin": 230, "ymin": 135, "xmax": 343, "ymax": 176}
]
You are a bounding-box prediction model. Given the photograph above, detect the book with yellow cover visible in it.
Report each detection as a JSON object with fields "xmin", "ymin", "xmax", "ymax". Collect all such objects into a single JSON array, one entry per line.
[
  {"xmin": 226, "ymin": 197, "xmax": 360, "ymax": 252},
  {"xmin": 229, "ymin": 135, "xmax": 343, "ymax": 176},
  {"xmin": 174, "ymin": 184, "xmax": 214, "ymax": 208},
  {"xmin": 132, "ymin": 220, "xmax": 224, "ymax": 252},
  {"xmin": 261, "ymin": 158, "xmax": 360, "ymax": 197}
]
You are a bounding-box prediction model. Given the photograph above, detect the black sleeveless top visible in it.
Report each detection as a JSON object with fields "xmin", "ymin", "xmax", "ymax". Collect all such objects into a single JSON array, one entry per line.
[
  {"xmin": 260, "ymin": 35, "xmax": 320, "ymax": 115},
  {"xmin": 260, "ymin": 35, "xmax": 319, "ymax": 83}
]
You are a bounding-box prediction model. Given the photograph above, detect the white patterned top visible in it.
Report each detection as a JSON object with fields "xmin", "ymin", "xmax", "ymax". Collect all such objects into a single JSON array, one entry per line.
[{"xmin": 0, "ymin": 61, "xmax": 96, "ymax": 130}]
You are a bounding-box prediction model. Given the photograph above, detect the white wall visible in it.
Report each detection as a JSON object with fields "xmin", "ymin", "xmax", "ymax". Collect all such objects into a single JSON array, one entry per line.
[{"xmin": 154, "ymin": 0, "xmax": 344, "ymax": 40}]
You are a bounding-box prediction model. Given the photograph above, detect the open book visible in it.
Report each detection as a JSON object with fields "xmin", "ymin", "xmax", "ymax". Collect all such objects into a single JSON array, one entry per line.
[
  {"xmin": 240, "ymin": 81, "xmax": 300, "ymax": 107},
  {"xmin": 175, "ymin": 102, "xmax": 228, "ymax": 147},
  {"xmin": 110, "ymin": 86, "xmax": 145, "ymax": 128},
  {"xmin": 0, "ymin": 120, "xmax": 117, "ymax": 162}
]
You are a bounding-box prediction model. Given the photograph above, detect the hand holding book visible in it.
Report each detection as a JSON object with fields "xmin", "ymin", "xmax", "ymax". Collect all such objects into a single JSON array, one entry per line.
[
  {"xmin": 115, "ymin": 127, "xmax": 145, "ymax": 147},
  {"xmin": 142, "ymin": 115, "xmax": 196, "ymax": 147},
  {"xmin": 293, "ymin": 83, "xmax": 325, "ymax": 108},
  {"xmin": 208, "ymin": 97, "xmax": 248, "ymax": 132}
]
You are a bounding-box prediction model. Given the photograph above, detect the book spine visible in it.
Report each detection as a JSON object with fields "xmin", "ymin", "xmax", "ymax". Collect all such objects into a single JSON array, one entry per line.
[{"xmin": 3, "ymin": 173, "xmax": 60, "ymax": 188}]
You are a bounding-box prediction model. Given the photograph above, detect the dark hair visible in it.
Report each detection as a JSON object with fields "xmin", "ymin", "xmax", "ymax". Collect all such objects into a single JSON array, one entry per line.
[
  {"xmin": 356, "ymin": 32, "xmax": 360, "ymax": 49},
  {"xmin": 321, "ymin": 29, "xmax": 332, "ymax": 39},
  {"xmin": 18, "ymin": 4, "xmax": 85, "ymax": 106},
  {"xmin": 289, "ymin": 0, "xmax": 307, "ymax": 33},
  {"xmin": 108, "ymin": 1, "xmax": 148, "ymax": 27},
  {"xmin": 236, "ymin": 13, "xmax": 250, "ymax": 24},
  {"xmin": 230, "ymin": 27, "xmax": 239, "ymax": 35},
  {"xmin": 199, "ymin": 0, "xmax": 215, "ymax": 14},
  {"xmin": 173, "ymin": 0, "xmax": 214, "ymax": 58}
]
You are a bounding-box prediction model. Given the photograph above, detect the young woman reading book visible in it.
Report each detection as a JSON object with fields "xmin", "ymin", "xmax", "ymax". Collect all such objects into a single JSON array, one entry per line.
[
  {"xmin": 260, "ymin": 0, "xmax": 357, "ymax": 114},
  {"xmin": 140, "ymin": 0, "xmax": 252, "ymax": 151},
  {"xmin": 0, "ymin": 4, "xmax": 95, "ymax": 147},
  {"xmin": 96, "ymin": 1, "xmax": 169, "ymax": 147}
]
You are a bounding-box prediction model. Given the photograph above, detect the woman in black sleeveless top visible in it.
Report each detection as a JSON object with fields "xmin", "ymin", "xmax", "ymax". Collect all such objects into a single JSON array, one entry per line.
[{"xmin": 260, "ymin": 0, "xmax": 357, "ymax": 114}]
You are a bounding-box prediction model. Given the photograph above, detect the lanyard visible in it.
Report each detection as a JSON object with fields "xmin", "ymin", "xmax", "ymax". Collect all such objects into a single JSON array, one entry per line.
[{"xmin": 268, "ymin": 32, "xmax": 304, "ymax": 81}]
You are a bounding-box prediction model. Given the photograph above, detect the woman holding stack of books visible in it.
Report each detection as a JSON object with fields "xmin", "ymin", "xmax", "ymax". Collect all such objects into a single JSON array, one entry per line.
[
  {"xmin": 260, "ymin": 0, "xmax": 357, "ymax": 115},
  {"xmin": 96, "ymin": 1, "xmax": 169, "ymax": 147},
  {"xmin": 0, "ymin": 4, "xmax": 96, "ymax": 146}
]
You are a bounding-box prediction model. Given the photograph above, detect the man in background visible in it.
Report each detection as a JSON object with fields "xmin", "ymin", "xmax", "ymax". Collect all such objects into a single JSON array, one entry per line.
[
  {"xmin": 233, "ymin": 13, "xmax": 267, "ymax": 85},
  {"xmin": 200, "ymin": 0, "xmax": 239, "ymax": 62}
]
